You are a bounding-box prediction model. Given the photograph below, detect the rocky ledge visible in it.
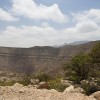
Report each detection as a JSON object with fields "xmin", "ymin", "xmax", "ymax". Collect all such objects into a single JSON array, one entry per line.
[{"xmin": 0, "ymin": 83, "xmax": 100, "ymax": 100}]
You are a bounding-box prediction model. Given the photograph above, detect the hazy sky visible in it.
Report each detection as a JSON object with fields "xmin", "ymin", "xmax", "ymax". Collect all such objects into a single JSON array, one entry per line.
[{"xmin": 0, "ymin": 0, "xmax": 100, "ymax": 47}]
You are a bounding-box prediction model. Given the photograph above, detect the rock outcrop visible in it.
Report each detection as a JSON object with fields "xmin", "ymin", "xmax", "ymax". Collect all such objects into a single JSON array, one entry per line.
[
  {"xmin": 0, "ymin": 83, "xmax": 97, "ymax": 100},
  {"xmin": 91, "ymin": 91, "xmax": 100, "ymax": 100}
]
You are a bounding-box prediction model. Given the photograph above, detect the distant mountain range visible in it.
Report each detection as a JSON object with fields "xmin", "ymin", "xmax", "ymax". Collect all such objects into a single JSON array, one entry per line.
[
  {"xmin": 54, "ymin": 41, "xmax": 90, "ymax": 47},
  {"xmin": 69, "ymin": 41, "xmax": 89, "ymax": 45},
  {"xmin": 0, "ymin": 40, "xmax": 99, "ymax": 76}
]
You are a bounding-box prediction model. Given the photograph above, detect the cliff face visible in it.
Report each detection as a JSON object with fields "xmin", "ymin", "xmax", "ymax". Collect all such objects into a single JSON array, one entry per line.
[{"xmin": 0, "ymin": 41, "xmax": 99, "ymax": 75}]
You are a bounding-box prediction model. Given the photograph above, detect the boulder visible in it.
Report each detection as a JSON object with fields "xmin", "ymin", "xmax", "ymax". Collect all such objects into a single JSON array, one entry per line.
[
  {"xmin": 64, "ymin": 85, "xmax": 74, "ymax": 92},
  {"xmin": 0, "ymin": 85, "xmax": 97, "ymax": 100},
  {"xmin": 92, "ymin": 91, "xmax": 100, "ymax": 100},
  {"xmin": 0, "ymin": 87, "xmax": 4, "ymax": 95},
  {"xmin": 38, "ymin": 82, "xmax": 49, "ymax": 89},
  {"xmin": 61, "ymin": 79, "xmax": 72, "ymax": 86},
  {"xmin": 74, "ymin": 87, "xmax": 85, "ymax": 93},
  {"xmin": 30, "ymin": 79, "xmax": 39, "ymax": 84},
  {"xmin": 13, "ymin": 83, "xmax": 23, "ymax": 88},
  {"xmin": 81, "ymin": 80, "xmax": 89, "ymax": 85}
]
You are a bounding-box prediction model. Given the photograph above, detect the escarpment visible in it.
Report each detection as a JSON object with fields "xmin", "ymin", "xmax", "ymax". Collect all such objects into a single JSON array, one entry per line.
[{"xmin": 0, "ymin": 41, "xmax": 99, "ymax": 75}]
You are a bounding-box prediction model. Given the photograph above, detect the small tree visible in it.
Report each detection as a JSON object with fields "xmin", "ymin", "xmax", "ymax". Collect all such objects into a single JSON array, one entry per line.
[
  {"xmin": 89, "ymin": 42, "xmax": 100, "ymax": 78},
  {"xmin": 63, "ymin": 53, "xmax": 90, "ymax": 83}
]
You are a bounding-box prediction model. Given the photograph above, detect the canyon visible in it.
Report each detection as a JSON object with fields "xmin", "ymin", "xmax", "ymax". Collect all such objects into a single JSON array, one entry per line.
[{"xmin": 0, "ymin": 41, "xmax": 99, "ymax": 76}]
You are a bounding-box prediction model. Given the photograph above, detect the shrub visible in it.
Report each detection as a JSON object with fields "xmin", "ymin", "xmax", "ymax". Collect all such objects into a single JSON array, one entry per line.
[
  {"xmin": 48, "ymin": 77, "xmax": 66, "ymax": 92},
  {"xmin": 96, "ymin": 78, "xmax": 100, "ymax": 86},
  {"xmin": 0, "ymin": 80, "xmax": 16, "ymax": 86},
  {"xmin": 17, "ymin": 78, "xmax": 31, "ymax": 86},
  {"xmin": 89, "ymin": 42, "xmax": 100, "ymax": 78},
  {"xmin": 69, "ymin": 75, "xmax": 81, "ymax": 84},
  {"xmin": 35, "ymin": 73, "xmax": 52, "ymax": 82},
  {"xmin": 81, "ymin": 80, "xmax": 100, "ymax": 95},
  {"xmin": 63, "ymin": 43, "xmax": 100, "ymax": 83},
  {"xmin": 63, "ymin": 53, "xmax": 90, "ymax": 83}
]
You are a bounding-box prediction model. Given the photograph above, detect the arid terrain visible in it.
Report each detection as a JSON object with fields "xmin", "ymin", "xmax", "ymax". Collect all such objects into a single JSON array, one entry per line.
[
  {"xmin": 0, "ymin": 41, "xmax": 100, "ymax": 100},
  {"xmin": 0, "ymin": 83, "xmax": 100, "ymax": 100},
  {"xmin": 0, "ymin": 41, "xmax": 99, "ymax": 76}
]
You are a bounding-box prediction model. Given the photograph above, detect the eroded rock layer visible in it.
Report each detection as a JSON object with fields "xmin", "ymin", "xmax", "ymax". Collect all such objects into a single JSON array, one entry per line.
[{"xmin": 0, "ymin": 41, "xmax": 99, "ymax": 75}]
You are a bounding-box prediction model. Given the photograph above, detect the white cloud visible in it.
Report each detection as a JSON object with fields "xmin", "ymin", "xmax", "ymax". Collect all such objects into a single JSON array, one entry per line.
[
  {"xmin": 72, "ymin": 9, "xmax": 100, "ymax": 24},
  {"xmin": 75, "ymin": 21, "xmax": 98, "ymax": 33},
  {"xmin": 0, "ymin": 25, "xmax": 59, "ymax": 47},
  {"xmin": 0, "ymin": 23, "xmax": 100, "ymax": 47},
  {"xmin": 11, "ymin": 0, "xmax": 67, "ymax": 23},
  {"xmin": 72, "ymin": 9, "xmax": 100, "ymax": 33},
  {"xmin": 0, "ymin": 9, "xmax": 100, "ymax": 47},
  {"xmin": 0, "ymin": 8, "xmax": 18, "ymax": 22}
]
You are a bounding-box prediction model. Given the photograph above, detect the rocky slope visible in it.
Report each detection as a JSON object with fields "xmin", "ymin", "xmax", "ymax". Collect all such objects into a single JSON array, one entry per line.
[
  {"xmin": 0, "ymin": 40, "xmax": 99, "ymax": 76},
  {"xmin": 0, "ymin": 83, "xmax": 99, "ymax": 100}
]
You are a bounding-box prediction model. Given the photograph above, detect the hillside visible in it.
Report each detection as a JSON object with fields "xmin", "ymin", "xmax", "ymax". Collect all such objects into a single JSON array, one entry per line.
[{"xmin": 0, "ymin": 40, "xmax": 99, "ymax": 76}]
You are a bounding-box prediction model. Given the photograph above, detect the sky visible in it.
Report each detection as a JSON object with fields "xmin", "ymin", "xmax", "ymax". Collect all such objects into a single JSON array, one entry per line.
[{"xmin": 0, "ymin": 0, "xmax": 100, "ymax": 47}]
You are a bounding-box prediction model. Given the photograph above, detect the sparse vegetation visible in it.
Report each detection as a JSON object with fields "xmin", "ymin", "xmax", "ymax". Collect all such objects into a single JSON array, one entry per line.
[
  {"xmin": 0, "ymin": 80, "xmax": 16, "ymax": 86},
  {"xmin": 35, "ymin": 73, "xmax": 52, "ymax": 82},
  {"xmin": 89, "ymin": 43, "xmax": 100, "ymax": 78},
  {"xmin": 81, "ymin": 80, "xmax": 100, "ymax": 95},
  {"xmin": 18, "ymin": 78, "xmax": 31, "ymax": 86},
  {"xmin": 48, "ymin": 77, "xmax": 66, "ymax": 92},
  {"xmin": 35, "ymin": 75, "xmax": 66, "ymax": 92},
  {"xmin": 63, "ymin": 43, "xmax": 100, "ymax": 95}
]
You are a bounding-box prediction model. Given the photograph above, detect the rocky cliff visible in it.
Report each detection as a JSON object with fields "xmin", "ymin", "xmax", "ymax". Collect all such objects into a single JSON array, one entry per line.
[{"xmin": 0, "ymin": 41, "xmax": 99, "ymax": 76}]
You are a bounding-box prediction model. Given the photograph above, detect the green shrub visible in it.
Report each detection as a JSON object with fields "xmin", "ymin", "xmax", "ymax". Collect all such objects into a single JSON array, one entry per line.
[
  {"xmin": 48, "ymin": 78, "xmax": 66, "ymax": 92},
  {"xmin": 88, "ymin": 42, "xmax": 100, "ymax": 78},
  {"xmin": 0, "ymin": 80, "xmax": 16, "ymax": 86},
  {"xmin": 17, "ymin": 78, "xmax": 31, "ymax": 86},
  {"xmin": 69, "ymin": 75, "xmax": 81, "ymax": 84},
  {"xmin": 96, "ymin": 78, "xmax": 100, "ymax": 86},
  {"xmin": 35, "ymin": 73, "xmax": 52, "ymax": 82},
  {"xmin": 62, "ymin": 53, "xmax": 91, "ymax": 83},
  {"xmin": 81, "ymin": 81, "xmax": 100, "ymax": 95}
]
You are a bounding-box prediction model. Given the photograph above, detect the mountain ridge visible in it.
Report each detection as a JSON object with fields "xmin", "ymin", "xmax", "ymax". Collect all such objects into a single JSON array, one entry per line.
[{"xmin": 0, "ymin": 40, "xmax": 99, "ymax": 76}]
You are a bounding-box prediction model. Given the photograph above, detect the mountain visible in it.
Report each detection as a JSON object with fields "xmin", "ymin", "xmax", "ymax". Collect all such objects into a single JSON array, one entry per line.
[
  {"xmin": 69, "ymin": 41, "xmax": 89, "ymax": 45},
  {"xmin": 54, "ymin": 41, "xmax": 89, "ymax": 47},
  {"xmin": 0, "ymin": 40, "xmax": 99, "ymax": 76}
]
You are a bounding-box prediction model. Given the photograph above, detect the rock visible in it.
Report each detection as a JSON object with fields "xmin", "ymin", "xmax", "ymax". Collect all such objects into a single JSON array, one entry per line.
[
  {"xmin": 0, "ymin": 97, "xmax": 4, "ymax": 100},
  {"xmin": 39, "ymin": 81, "xmax": 46, "ymax": 85},
  {"xmin": 11, "ymin": 83, "xmax": 24, "ymax": 92},
  {"xmin": 38, "ymin": 82, "xmax": 49, "ymax": 89},
  {"xmin": 0, "ymin": 87, "xmax": 4, "ymax": 95},
  {"xmin": 0, "ymin": 85, "xmax": 97, "ymax": 100},
  {"xmin": 92, "ymin": 91, "xmax": 100, "ymax": 100},
  {"xmin": 61, "ymin": 79, "xmax": 72, "ymax": 86},
  {"xmin": 74, "ymin": 87, "xmax": 85, "ymax": 93},
  {"xmin": 51, "ymin": 89, "xmax": 58, "ymax": 92},
  {"xmin": 13, "ymin": 83, "xmax": 23, "ymax": 88},
  {"xmin": 33, "ymin": 85, "xmax": 38, "ymax": 88},
  {"xmin": 81, "ymin": 80, "xmax": 89, "ymax": 85},
  {"xmin": 19, "ymin": 89, "xmax": 24, "ymax": 93},
  {"xmin": 28, "ymin": 85, "xmax": 33, "ymax": 88},
  {"xmin": 64, "ymin": 85, "xmax": 74, "ymax": 92},
  {"xmin": 30, "ymin": 79, "xmax": 39, "ymax": 84}
]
